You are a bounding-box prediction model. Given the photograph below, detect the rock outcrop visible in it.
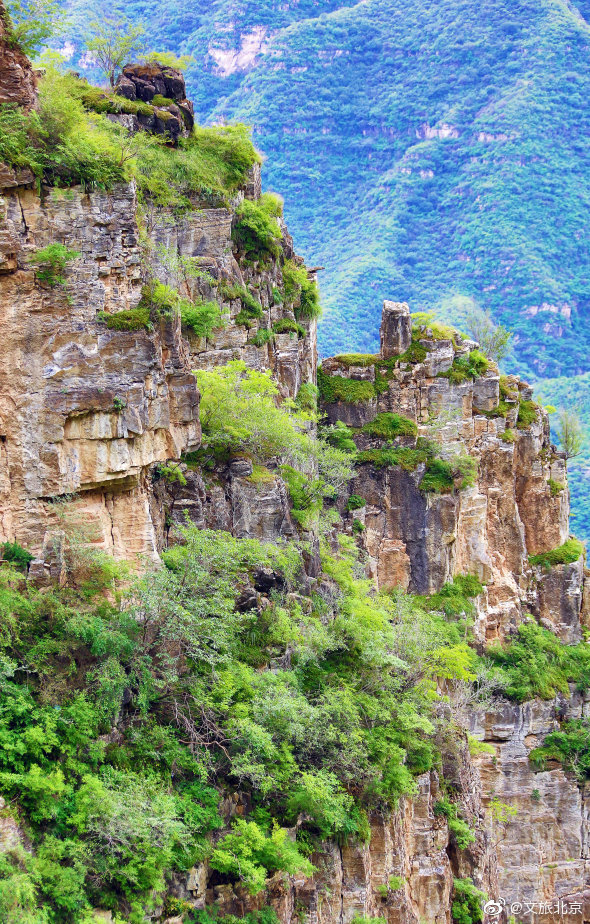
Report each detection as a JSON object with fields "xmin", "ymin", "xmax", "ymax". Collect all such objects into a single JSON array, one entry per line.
[
  {"xmin": 114, "ymin": 62, "xmax": 194, "ymax": 141},
  {"xmin": 0, "ymin": 1, "xmax": 36, "ymax": 109},
  {"xmin": 321, "ymin": 302, "xmax": 576, "ymax": 644},
  {"xmin": 0, "ymin": 167, "xmax": 314, "ymax": 570}
]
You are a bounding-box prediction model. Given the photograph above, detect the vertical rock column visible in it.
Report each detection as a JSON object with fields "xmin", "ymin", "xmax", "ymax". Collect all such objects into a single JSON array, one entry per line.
[{"xmin": 380, "ymin": 301, "xmax": 412, "ymax": 358}]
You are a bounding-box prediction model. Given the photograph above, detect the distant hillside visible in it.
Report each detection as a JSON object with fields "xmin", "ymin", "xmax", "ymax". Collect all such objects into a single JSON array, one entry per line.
[{"xmin": 63, "ymin": 0, "xmax": 590, "ymax": 535}]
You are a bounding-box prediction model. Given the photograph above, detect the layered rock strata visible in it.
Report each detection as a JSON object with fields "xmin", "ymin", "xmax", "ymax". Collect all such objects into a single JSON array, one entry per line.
[
  {"xmin": 0, "ymin": 171, "xmax": 315, "ymax": 574},
  {"xmin": 320, "ymin": 303, "xmax": 576, "ymax": 644}
]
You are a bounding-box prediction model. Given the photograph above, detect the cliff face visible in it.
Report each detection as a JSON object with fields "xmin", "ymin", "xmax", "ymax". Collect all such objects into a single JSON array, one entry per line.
[
  {"xmin": 1, "ymin": 52, "xmax": 589, "ymax": 924},
  {"xmin": 0, "ymin": 2, "xmax": 36, "ymax": 110},
  {"xmin": 0, "ymin": 170, "xmax": 314, "ymax": 578},
  {"xmin": 320, "ymin": 304, "xmax": 576, "ymax": 644}
]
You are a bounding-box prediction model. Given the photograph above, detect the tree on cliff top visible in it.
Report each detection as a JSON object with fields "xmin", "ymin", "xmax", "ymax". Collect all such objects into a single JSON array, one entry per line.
[
  {"xmin": 85, "ymin": 13, "xmax": 146, "ymax": 86},
  {"xmin": 556, "ymin": 408, "xmax": 585, "ymax": 461},
  {"xmin": 5, "ymin": 0, "xmax": 64, "ymax": 56}
]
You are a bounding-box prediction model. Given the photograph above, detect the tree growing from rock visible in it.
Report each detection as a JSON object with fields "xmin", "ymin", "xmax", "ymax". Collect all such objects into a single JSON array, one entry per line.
[
  {"xmin": 85, "ymin": 14, "xmax": 145, "ymax": 86},
  {"xmin": 5, "ymin": 0, "xmax": 63, "ymax": 56},
  {"xmin": 465, "ymin": 307, "xmax": 513, "ymax": 364},
  {"xmin": 556, "ymin": 408, "xmax": 585, "ymax": 460}
]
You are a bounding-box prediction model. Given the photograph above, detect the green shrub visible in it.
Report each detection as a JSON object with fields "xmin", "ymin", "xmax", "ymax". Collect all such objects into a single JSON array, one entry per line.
[
  {"xmin": 396, "ymin": 339, "xmax": 428, "ymax": 364},
  {"xmin": 317, "ymin": 367, "xmax": 375, "ymax": 404},
  {"xmin": 440, "ymin": 350, "xmax": 489, "ymax": 384},
  {"xmin": 140, "ymin": 281, "xmax": 223, "ymax": 338},
  {"xmin": 352, "ymin": 519, "xmax": 365, "ymax": 533},
  {"xmin": 549, "ymin": 478, "xmax": 565, "ymax": 497},
  {"xmin": 530, "ymin": 719, "xmax": 590, "ymax": 781},
  {"xmin": 281, "ymin": 464, "xmax": 322, "ymax": 524},
  {"xmin": 357, "ymin": 442, "xmax": 434, "ymax": 471},
  {"xmin": 362, "ymin": 413, "xmax": 417, "ymax": 440},
  {"xmin": 418, "ymin": 574, "xmax": 483, "ymax": 618},
  {"xmin": 282, "ymin": 259, "xmax": 322, "ymax": 320},
  {"xmin": 251, "ymin": 328, "xmax": 274, "ymax": 347},
  {"xmin": 529, "ymin": 538, "xmax": 584, "ymax": 569},
  {"xmin": 28, "ymin": 243, "xmax": 80, "ymax": 287},
  {"xmin": 501, "ymin": 428, "xmax": 516, "ymax": 442},
  {"xmin": 434, "ymin": 798, "xmax": 475, "ymax": 849},
  {"xmin": 233, "ymin": 193, "xmax": 283, "ymax": 259},
  {"xmin": 346, "ymin": 494, "xmax": 366, "ymax": 511},
  {"xmin": 453, "ymin": 453, "xmax": 478, "ymax": 489},
  {"xmin": 154, "ymin": 462, "xmax": 187, "ymax": 486},
  {"xmin": 180, "ymin": 299, "xmax": 223, "ymax": 337},
  {"xmin": 517, "ymin": 399, "xmax": 538, "ymax": 429},
  {"xmin": 285, "ymin": 770, "xmax": 367, "ymax": 842},
  {"xmin": 420, "ymin": 458, "xmax": 454, "ymax": 493},
  {"xmin": 452, "ymin": 878, "xmax": 486, "ymax": 924},
  {"xmin": 324, "ymin": 420, "xmax": 357, "ymax": 453},
  {"xmin": 196, "ymin": 360, "xmax": 308, "ymax": 461},
  {"xmin": 412, "ymin": 311, "xmax": 459, "ymax": 342},
  {"xmin": 272, "ymin": 319, "xmax": 306, "ymax": 337},
  {"xmin": 219, "ymin": 282, "xmax": 264, "ymax": 323},
  {"xmin": 488, "ymin": 620, "xmax": 590, "ymax": 702},
  {"xmin": 1, "ymin": 541, "xmax": 34, "ymax": 572},
  {"xmin": 295, "ymin": 382, "xmax": 318, "ymax": 411},
  {"xmin": 210, "ymin": 819, "xmax": 314, "ymax": 894},
  {"xmin": 98, "ymin": 306, "xmax": 151, "ymax": 331}
]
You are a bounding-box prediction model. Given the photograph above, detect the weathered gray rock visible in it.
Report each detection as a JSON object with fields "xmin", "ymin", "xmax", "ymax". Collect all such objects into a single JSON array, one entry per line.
[
  {"xmin": 420, "ymin": 338, "xmax": 455, "ymax": 377},
  {"xmin": 380, "ymin": 301, "xmax": 412, "ymax": 359}
]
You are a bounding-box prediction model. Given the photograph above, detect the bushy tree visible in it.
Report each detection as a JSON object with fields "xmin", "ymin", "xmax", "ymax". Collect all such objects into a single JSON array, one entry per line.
[
  {"xmin": 196, "ymin": 360, "xmax": 310, "ymax": 461},
  {"xmin": 465, "ymin": 307, "xmax": 513, "ymax": 364},
  {"xmin": 85, "ymin": 14, "xmax": 146, "ymax": 86},
  {"xmin": 556, "ymin": 408, "xmax": 585, "ymax": 460},
  {"xmin": 5, "ymin": 0, "xmax": 64, "ymax": 56}
]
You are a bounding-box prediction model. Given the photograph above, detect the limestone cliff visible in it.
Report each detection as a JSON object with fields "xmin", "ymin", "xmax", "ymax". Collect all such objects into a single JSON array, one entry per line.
[
  {"xmin": 0, "ymin": 166, "xmax": 315, "ymax": 577},
  {"xmin": 1, "ymin": 42, "xmax": 589, "ymax": 924}
]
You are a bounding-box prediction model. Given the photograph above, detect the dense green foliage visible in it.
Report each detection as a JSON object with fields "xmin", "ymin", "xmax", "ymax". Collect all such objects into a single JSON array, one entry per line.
[
  {"xmin": 441, "ymin": 350, "xmax": 489, "ymax": 385},
  {"xmin": 488, "ymin": 621, "xmax": 590, "ymax": 702},
  {"xmin": 416, "ymin": 575, "xmax": 483, "ymax": 619},
  {"xmin": 528, "ymin": 538, "xmax": 584, "ymax": 569},
  {"xmin": 1, "ymin": 541, "xmax": 34, "ymax": 572},
  {"xmin": 317, "ymin": 367, "xmax": 376, "ymax": 404},
  {"xmin": 98, "ymin": 305, "xmax": 151, "ymax": 332},
  {"xmin": 141, "ymin": 281, "xmax": 223, "ymax": 338},
  {"xmin": 0, "ymin": 522, "xmax": 490, "ymax": 920},
  {"xmin": 452, "ymin": 878, "xmax": 486, "ymax": 924},
  {"xmin": 28, "ymin": 243, "xmax": 80, "ymax": 287},
  {"xmin": 433, "ymin": 798, "xmax": 475, "ymax": 850},
  {"xmin": 196, "ymin": 361, "xmax": 311, "ymax": 461},
  {"xmin": 233, "ymin": 193, "xmax": 283, "ymax": 260},
  {"xmin": 282, "ymin": 260, "xmax": 322, "ymax": 321},
  {"xmin": 362, "ymin": 413, "xmax": 417, "ymax": 440},
  {"xmin": 530, "ymin": 719, "xmax": 590, "ymax": 782}
]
